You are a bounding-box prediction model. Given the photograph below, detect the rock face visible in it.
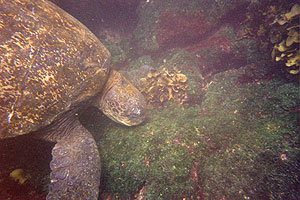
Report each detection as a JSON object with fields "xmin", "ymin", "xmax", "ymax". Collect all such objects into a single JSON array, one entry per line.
[
  {"xmin": 132, "ymin": 0, "xmax": 262, "ymax": 76},
  {"xmin": 133, "ymin": 0, "xmax": 248, "ymax": 52},
  {"xmin": 90, "ymin": 66, "xmax": 300, "ymax": 199}
]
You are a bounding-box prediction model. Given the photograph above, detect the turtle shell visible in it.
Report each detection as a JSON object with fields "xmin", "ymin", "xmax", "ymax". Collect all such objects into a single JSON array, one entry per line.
[{"xmin": 0, "ymin": 0, "xmax": 111, "ymax": 138}]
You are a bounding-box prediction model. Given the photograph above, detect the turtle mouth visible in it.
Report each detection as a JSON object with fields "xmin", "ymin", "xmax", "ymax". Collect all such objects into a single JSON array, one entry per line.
[
  {"xmin": 106, "ymin": 89, "xmax": 147, "ymax": 126},
  {"xmin": 121, "ymin": 106, "xmax": 146, "ymax": 126},
  {"xmin": 100, "ymin": 98, "xmax": 146, "ymax": 126},
  {"xmin": 130, "ymin": 106, "xmax": 146, "ymax": 125}
]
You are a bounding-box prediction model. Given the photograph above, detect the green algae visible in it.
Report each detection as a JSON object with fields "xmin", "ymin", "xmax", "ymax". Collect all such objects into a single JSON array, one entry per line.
[
  {"xmin": 97, "ymin": 106, "xmax": 203, "ymax": 199},
  {"xmin": 128, "ymin": 56, "xmax": 155, "ymax": 71},
  {"xmin": 102, "ymin": 39, "xmax": 130, "ymax": 66},
  {"xmin": 91, "ymin": 66, "xmax": 299, "ymax": 199},
  {"xmin": 198, "ymin": 69, "xmax": 299, "ymax": 199},
  {"xmin": 134, "ymin": 0, "xmax": 246, "ymax": 52}
]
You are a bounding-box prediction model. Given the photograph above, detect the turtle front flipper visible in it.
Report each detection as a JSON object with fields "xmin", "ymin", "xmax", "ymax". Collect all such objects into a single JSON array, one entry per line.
[{"xmin": 46, "ymin": 120, "xmax": 101, "ymax": 200}]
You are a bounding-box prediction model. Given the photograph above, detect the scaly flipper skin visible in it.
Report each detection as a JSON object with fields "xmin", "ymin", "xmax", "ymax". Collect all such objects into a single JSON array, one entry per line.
[{"xmin": 46, "ymin": 119, "xmax": 101, "ymax": 200}]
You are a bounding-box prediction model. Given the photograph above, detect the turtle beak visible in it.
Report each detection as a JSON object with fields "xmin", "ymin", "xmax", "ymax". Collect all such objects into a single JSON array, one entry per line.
[{"xmin": 122, "ymin": 100, "xmax": 146, "ymax": 126}]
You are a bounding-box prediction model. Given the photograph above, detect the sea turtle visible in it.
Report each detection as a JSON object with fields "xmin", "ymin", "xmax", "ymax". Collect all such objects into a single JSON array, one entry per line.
[{"xmin": 0, "ymin": 0, "xmax": 146, "ymax": 199}]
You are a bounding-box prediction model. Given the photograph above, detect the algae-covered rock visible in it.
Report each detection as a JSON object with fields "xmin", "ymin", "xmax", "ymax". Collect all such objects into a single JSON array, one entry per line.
[
  {"xmin": 238, "ymin": 1, "xmax": 300, "ymax": 75},
  {"xmin": 184, "ymin": 25, "xmax": 261, "ymax": 74},
  {"xmin": 157, "ymin": 49, "xmax": 205, "ymax": 105},
  {"xmin": 102, "ymin": 38, "xmax": 130, "ymax": 67},
  {"xmin": 120, "ymin": 64, "xmax": 154, "ymax": 89},
  {"xmin": 271, "ymin": 4, "xmax": 300, "ymax": 74},
  {"xmin": 128, "ymin": 55, "xmax": 155, "ymax": 71},
  {"xmin": 124, "ymin": 49, "xmax": 205, "ymax": 106},
  {"xmin": 95, "ymin": 106, "xmax": 204, "ymax": 199},
  {"xmin": 134, "ymin": 0, "xmax": 248, "ymax": 52},
  {"xmin": 200, "ymin": 68, "xmax": 299, "ymax": 199},
  {"xmin": 86, "ymin": 66, "xmax": 299, "ymax": 199},
  {"xmin": 139, "ymin": 67, "xmax": 188, "ymax": 107}
]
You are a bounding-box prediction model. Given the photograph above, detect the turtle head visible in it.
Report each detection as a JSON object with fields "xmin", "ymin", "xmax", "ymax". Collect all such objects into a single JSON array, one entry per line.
[{"xmin": 96, "ymin": 70, "xmax": 146, "ymax": 126}]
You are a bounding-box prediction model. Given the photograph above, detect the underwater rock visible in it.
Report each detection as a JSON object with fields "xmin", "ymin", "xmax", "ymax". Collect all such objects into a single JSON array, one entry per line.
[
  {"xmin": 128, "ymin": 55, "xmax": 155, "ymax": 71},
  {"xmin": 271, "ymin": 4, "xmax": 300, "ymax": 74},
  {"xmin": 120, "ymin": 64, "xmax": 154, "ymax": 88},
  {"xmin": 155, "ymin": 49, "xmax": 206, "ymax": 105},
  {"xmin": 94, "ymin": 65, "xmax": 299, "ymax": 199},
  {"xmin": 139, "ymin": 67, "xmax": 188, "ymax": 107},
  {"xmin": 133, "ymin": 0, "xmax": 248, "ymax": 52},
  {"xmin": 273, "ymin": 4, "xmax": 300, "ymax": 25},
  {"xmin": 185, "ymin": 25, "xmax": 260, "ymax": 75},
  {"xmin": 236, "ymin": 1, "xmax": 300, "ymax": 75}
]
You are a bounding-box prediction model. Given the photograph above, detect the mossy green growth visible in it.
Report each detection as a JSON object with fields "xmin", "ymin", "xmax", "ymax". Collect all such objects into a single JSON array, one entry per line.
[
  {"xmin": 127, "ymin": 56, "xmax": 155, "ymax": 71},
  {"xmin": 231, "ymin": 37, "xmax": 263, "ymax": 64},
  {"xmin": 102, "ymin": 40, "xmax": 129, "ymax": 66},
  {"xmin": 134, "ymin": 0, "xmax": 161, "ymax": 52},
  {"xmin": 97, "ymin": 105, "xmax": 205, "ymax": 199},
  {"xmin": 134, "ymin": 0, "xmax": 246, "ymax": 51},
  {"xmin": 199, "ymin": 69, "xmax": 299, "ymax": 199},
  {"xmin": 87, "ymin": 67, "xmax": 299, "ymax": 199}
]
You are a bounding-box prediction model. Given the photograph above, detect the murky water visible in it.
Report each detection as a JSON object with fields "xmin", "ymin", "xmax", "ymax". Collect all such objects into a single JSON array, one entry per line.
[{"xmin": 0, "ymin": 0, "xmax": 299, "ymax": 199}]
